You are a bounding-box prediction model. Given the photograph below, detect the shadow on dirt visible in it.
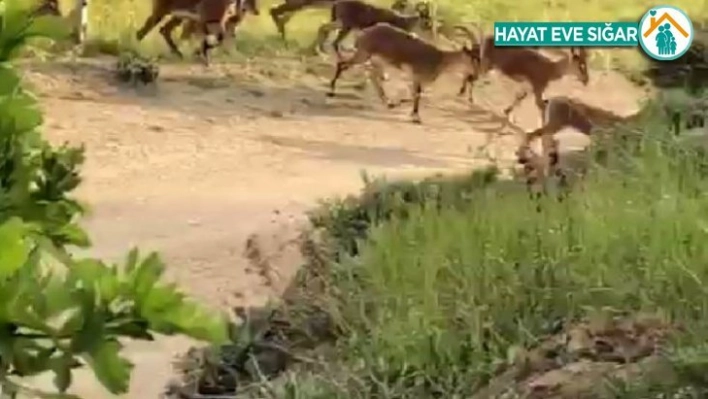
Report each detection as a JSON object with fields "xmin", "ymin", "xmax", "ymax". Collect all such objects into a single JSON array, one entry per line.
[
  {"xmin": 25, "ymin": 57, "xmax": 527, "ymax": 140},
  {"xmin": 257, "ymin": 134, "xmax": 476, "ymax": 168}
]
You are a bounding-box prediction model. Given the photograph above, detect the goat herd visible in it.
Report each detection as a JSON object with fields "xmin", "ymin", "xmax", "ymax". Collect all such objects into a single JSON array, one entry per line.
[{"xmin": 36, "ymin": 0, "xmax": 623, "ymax": 185}]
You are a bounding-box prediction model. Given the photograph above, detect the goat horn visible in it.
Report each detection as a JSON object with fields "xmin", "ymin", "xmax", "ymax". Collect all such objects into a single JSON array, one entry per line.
[
  {"xmin": 451, "ymin": 24, "xmax": 477, "ymax": 43},
  {"xmin": 453, "ymin": 23, "xmax": 486, "ymax": 67}
]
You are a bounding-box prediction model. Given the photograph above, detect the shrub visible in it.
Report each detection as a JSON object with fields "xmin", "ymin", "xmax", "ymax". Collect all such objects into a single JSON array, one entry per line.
[
  {"xmin": 201, "ymin": 91, "xmax": 708, "ymax": 398},
  {"xmin": 0, "ymin": 3, "xmax": 229, "ymax": 398}
]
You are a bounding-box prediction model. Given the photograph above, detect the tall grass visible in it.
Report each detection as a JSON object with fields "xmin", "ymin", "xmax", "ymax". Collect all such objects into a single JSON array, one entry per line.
[{"xmin": 270, "ymin": 97, "xmax": 708, "ymax": 397}]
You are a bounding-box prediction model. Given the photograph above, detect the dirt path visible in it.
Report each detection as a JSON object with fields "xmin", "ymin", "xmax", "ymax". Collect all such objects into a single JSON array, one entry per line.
[{"xmin": 21, "ymin": 55, "xmax": 645, "ymax": 398}]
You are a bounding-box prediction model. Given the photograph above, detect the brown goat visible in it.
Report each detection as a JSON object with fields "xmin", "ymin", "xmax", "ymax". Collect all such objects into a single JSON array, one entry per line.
[
  {"xmin": 454, "ymin": 31, "xmax": 589, "ymax": 122},
  {"xmin": 178, "ymin": 0, "xmax": 259, "ymax": 43},
  {"xmin": 136, "ymin": 0, "xmax": 254, "ymax": 65},
  {"xmin": 270, "ymin": 0, "xmax": 336, "ymax": 41},
  {"xmin": 314, "ymin": 0, "xmax": 424, "ymax": 57},
  {"xmin": 327, "ymin": 22, "xmax": 480, "ymax": 124},
  {"xmin": 516, "ymin": 96, "xmax": 642, "ymax": 186}
]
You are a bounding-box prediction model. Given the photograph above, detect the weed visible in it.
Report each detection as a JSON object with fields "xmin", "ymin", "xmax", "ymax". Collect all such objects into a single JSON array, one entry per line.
[{"xmin": 115, "ymin": 50, "xmax": 159, "ymax": 85}]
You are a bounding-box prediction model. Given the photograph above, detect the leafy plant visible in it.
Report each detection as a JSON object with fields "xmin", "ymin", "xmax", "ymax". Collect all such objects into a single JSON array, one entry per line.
[
  {"xmin": 115, "ymin": 51, "xmax": 159, "ymax": 86},
  {"xmin": 0, "ymin": 3, "xmax": 229, "ymax": 397}
]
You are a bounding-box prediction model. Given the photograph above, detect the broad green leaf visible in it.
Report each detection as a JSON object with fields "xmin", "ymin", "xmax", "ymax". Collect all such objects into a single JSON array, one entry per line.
[
  {"xmin": 0, "ymin": 64, "xmax": 20, "ymax": 96},
  {"xmin": 56, "ymin": 223, "xmax": 90, "ymax": 248},
  {"xmin": 51, "ymin": 354, "xmax": 74, "ymax": 393},
  {"xmin": 1, "ymin": 0, "xmax": 33, "ymax": 39},
  {"xmin": 124, "ymin": 248, "xmax": 140, "ymax": 274},
  {"xmin": 9, "ymin": 339, "xmax": 53, "ymax": 376},
  {"xmin": 34, "ymin": 235, "xmax": 74, "ymax": 266},
  {"xmin": 0, "ymin": 218, "xmax": 28, "ymax": 279},
  {"xmin": 97, "ymin": 272, "xmax": 120, "ymax": 304},
  {"xmin": 43, "ymin": 276, "xmax": 75, "ymax": 313},
  {"xmin": 82, "ymin": 339, "xmax": 133, "ymax": 394},
  {"xmin": 108, "ymin": 319, "xmax": 153, "ymax": 341},
  {"xmin": 69, "ymin": 259, "xmax": 106, "ymax": 287},
  {"xmin": 140, "ymin": 284, "xmax": 184, "ymax": 316},
  {"xmin": 158, "ymin": 301, "xmax": 230, "ymax": 344},
  {"xmin": 25, "ymin": 15, "xmax": 70, "ymax": 40},
  {"xmin": 68, "ymin": 294, "xmax": 105, "ymax": 353},
  {"xmin": 1, "ymin": 93, "xmax": 43, "ymax": 133},
  {"xmin": 129, "ymin": 253, "xmax": 164, "ymax": 300},
  {"xmin": 11, "ymin": 305, "xmax": 54, "ymax": 333}
]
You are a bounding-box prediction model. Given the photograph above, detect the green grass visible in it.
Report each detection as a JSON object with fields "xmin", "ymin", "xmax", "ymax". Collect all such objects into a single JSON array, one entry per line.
[
  {"xmin": 49, "ymin": 0, "xmax": 707, "ymax": 69},
  {"xmin": 226, "ymin": 94, "xmax": 708, "ymax": 398}
]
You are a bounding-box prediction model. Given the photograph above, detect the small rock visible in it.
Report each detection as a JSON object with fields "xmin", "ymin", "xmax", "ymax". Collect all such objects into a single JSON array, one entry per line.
[{"xmin": 566, "ymin": 327, "xmax": 593, "ymax": 356}]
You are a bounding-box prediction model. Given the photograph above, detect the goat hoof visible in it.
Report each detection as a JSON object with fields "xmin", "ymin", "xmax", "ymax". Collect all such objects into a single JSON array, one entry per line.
[
  {"xmin": 410, "ymin": 115, "xmax": 422, "ymax": 124},
  {"xmin": 325, "ymin": 91, "xmax": 335, "ymax": 98}
]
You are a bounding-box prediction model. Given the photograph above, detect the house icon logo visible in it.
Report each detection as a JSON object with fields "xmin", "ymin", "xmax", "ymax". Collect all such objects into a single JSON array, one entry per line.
[{"xmin": 638, "ymin": 5, "xmax": 693, "ymax": 61}]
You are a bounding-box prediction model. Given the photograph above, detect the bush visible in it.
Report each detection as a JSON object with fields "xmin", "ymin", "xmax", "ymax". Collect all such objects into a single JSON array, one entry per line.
[
  {"xmin": 0, "ymin": 3, "xmax": 229, "ymax": 398},
  {"xmin": 190, "ymin": 92, "xmax": 708, "ymax": 398},
  {"xmin": 306, "ymin": 95, "xmax": 708, "ymax": 396}
]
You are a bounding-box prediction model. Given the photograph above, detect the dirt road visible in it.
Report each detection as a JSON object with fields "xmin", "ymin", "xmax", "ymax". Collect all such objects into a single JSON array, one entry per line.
[{"xmin": 22, "ymin": 56, "xmax": 644, "ymax": 398}]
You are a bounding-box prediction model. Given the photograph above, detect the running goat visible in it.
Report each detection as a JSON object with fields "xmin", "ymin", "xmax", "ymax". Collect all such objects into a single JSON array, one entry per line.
[{"xmin": 327, "ymin": 22, "xmax": 481, "ymax": 124}]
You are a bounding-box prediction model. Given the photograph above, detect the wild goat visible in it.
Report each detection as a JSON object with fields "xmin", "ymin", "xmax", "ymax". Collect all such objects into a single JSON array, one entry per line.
[
  {"xmin": 136, "ymin": 0, "xmax": 258, "ymax": 65},
  {"xmin": 454, "ymin": 31, "xmax": 589, "ymax": 121},
  {"xmin": 391, "ymin": 0, "xmax": 465, "ymax": 43},
  {"xmin": 270, "ymin": 0, "xmax": 336, "ymax": 41},
  {"xmin": 515, "ymin": 96, "xmax": 648, "ymax": 187},
  {"xmin": 327, "ymin": 23, "xmax": 480, "ymax": 124},
  {"xmin": 313, "ymin": 0, "xmax": 425, "ymax": 57},
  {"xmin": 517, "ymin": 95, "xmax": 708, "ymax": 163},
  {"xmin": 178, "ymin": 0, "xmax": 258, "ymax": 43}
]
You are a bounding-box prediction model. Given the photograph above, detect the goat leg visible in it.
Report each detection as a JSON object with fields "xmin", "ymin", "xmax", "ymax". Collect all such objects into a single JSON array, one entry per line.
[
  {"xmin": 457, "ymin": 77, "xmax": 468, "ymax": 96},
  {"xmin": 159, "ymin": 16, "xmax": 186, "ymax": 58},
  {"xmin": 532, "ymin": 88, "xmax": 546, "ymax": 127},
  {"xmin": 410, "ymin": 81, "xmax": 423, "ymax": 124},
  {"xmin": 328, "ymin": 48, "xmax": 369, "ymax": 97},
  {"xmin": 270, "ymin": 3, "xmax": 297, "ymax": 41},
  {"xmin": 313, "ymin": 21, "xmax": 338, "ymax": 55},
  {"xmin": 516, "ymin": 126, "xmax": 547, "ymax": 165},
  {"xmin": 330, "ymin": 27, "xmax": 352, "ymax": 59},
  {"xmin": 458, "ymin": 73, "xmax": 477, "ymax": 103},
  {"xmin": 503, "ymin": 89, "xmax": 528, "ymax": 119},
  {"xmin": 327, "ymin": 61, "xmax": 350, "ymax": 97},
  {"xmin": 365, "ymin": 61, "xmax": 394, "ymax": 108},
  {"xmin": 136, "ymin": 12, "xmax": 166, "ymax": 41}
]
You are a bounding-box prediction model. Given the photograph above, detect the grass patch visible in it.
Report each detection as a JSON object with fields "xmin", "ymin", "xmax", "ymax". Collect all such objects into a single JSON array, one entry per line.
[
  {"xmin": 284, "ymin": 97, "xmax": 708, "ymax": 399},
  {"xmin": 170, "ymin": 91, "xmax": 708, "ymax": 398}
]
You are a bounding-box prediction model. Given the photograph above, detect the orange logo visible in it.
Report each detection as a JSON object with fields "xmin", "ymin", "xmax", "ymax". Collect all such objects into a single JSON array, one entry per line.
[{"xmin": 643, "ymin": 12, "xmax": 689, "ymax": 38}]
